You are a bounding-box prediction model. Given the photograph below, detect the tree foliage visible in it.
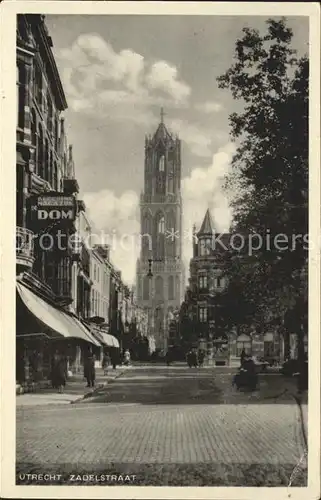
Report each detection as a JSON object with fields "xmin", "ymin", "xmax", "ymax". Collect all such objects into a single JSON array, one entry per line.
[{"xmin": 216, "ymin": 18, "xmax": 308, "ymax": 355}]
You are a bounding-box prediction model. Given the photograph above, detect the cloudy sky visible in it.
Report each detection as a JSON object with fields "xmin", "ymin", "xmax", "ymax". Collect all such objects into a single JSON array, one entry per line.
[{"xmin": 46, "ymin": 15, "xmax": 308, "ymax": 284}]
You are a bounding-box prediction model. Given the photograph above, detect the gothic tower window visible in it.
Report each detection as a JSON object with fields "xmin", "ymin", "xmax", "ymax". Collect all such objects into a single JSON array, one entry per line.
[
  {"xmin": 154, "ymin": 212, "xmax": 165, "ymax": 259},
  {"xmin": 156, "ymin": 154, "xmax": 166, "ymax": 195},
  {"xmin": 159, "ymin": 155, "xmax": 165, "ymax": 172},
  {"xmin": 168, "ymin": 275, "xmax": 174, "ymax": 300},
  {"xmin": 142, "ymin": 211, "xmax": 152, "ymax": 257},
  {"xmin": 158, "ymin": 215, "xmax": 165, "ymax": 234},
  {"xmin": 155, "ymin": 276, "xmax": 164, "ymax": 301},
  {"xmin": 143, "ymin": 276, "xmax": 150, "ymax": 300},
  {"xmin": 166, "ymin": 210, "xmax": 176, "ymax": 257}
]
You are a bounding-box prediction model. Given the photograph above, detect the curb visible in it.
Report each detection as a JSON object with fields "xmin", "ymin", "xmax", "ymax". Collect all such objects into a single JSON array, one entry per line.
[
  {"xmin": 71, "ymin": 369, "xmax": 126, "ymax": 404},
  {"xmin": 292, "ymin": 393, "xmax": 308, "ymax": 448}
]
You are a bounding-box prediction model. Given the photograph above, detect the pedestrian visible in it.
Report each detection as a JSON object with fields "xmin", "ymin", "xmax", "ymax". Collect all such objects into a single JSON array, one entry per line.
[
  {"xmin": 240, "ymin": 348, "xmax": 246, "ymax": 367},
  {"xmin": 84, "ymin": 348, "xmax": 96, "ymax": 388},
  {"xmin": 51, "ymin": 350, "xmax": 60, "ymax": 389},
  {"xmin": 198, "ymin": 350, "xmax": 205, "ymax": 367},
  {"xmin": 124, "ymin": 349, "xmax": 131, "ymax": 366},
  {"xmin": 110, "ymin": 349, "xmax": 117, "ymax": 370},
  {"xmin": 102, "ymin": 351, "xmax": 110, "ymax": 376},
  {"xmin": 55, "ymin": 353, "xmax": 67, "ymax": 394}
]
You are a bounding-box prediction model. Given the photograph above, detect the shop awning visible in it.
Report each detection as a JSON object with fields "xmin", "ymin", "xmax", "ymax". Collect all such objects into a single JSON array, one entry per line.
[
  {"xmin": 88, "ymin": 326, "xmax": 119, "ymax": 348},
  {"xmin": 16, "ymin": 283, "xmax": 101, "ymax": 346}
]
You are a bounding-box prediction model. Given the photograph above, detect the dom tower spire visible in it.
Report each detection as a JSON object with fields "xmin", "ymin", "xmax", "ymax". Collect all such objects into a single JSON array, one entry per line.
[{"xmin": 136, "ymin": 110, "xmax": 184, "ymax": 351}]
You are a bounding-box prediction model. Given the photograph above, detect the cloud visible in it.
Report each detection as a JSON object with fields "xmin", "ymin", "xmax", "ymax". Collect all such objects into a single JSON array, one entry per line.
[
  {"xmin": 83, "ymin": 188, "xmax": 140, "ymax": 284},
  {"xmin": 57, "ymin": 33, "xmax": 191, "ymax": 124},
  {"xmin": 196, "ymin": 101, "xmax": 223, "ymax": 113},
  {"xmin": 181, "ymin": 142, "xmax": 236, "ymax": 264},
  {"xmin": 169, "ymin": 118, "xmax": 213, "ymax": 158},
  {"xmin": 146, "ymin": 61, "xmax": 191, "ymax": 103}
]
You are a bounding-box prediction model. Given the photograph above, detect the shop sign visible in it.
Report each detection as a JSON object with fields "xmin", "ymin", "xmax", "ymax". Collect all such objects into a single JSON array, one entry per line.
[{"xmin": 29, "ymin": 194, "xmax": 76, "ymax": 229}]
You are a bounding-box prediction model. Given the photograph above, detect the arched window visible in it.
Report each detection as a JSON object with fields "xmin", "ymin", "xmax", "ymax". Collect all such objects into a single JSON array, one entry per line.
[
  {"xmin": 168, "ymin": 160, "xmax": 174, "ymax": 194},
  {"xmin": 176, "ymin": 276, "xmax": 180, "ymax": 298},
  {"xmin": 159, "ymin": 155, "xmax": 165, "ymax": 172},
  {"xmin": 143, "ymin": 276, "xmax": 150, "ymax": 300},
  {"xmin": 37, "ymin": 124, "xmax": 44, "ymax": 178},
  {"xmin": 158, "ymin": 216, "xmax": 165, "ymax": 234},
  {"xmin": 166, "ymin": 210, "xmax": 176, "ymax": 257},
  {"xmin": 142, "ymin": 211, "xmax": 152, "ymax": 257},
  {"xmin": 154, "ymin": 212, "xmax": 165, "ymax": 259},
  {"xmin": 156, "ymin": 153, "xmax": 166, "ymax": 195},
  {"xmin": 155, "ymin": 276, "xmax": 164, "ymax": 301},
  {"xmin": 168, "ymin": 275, "xmax": 174, "ymax": 300}
]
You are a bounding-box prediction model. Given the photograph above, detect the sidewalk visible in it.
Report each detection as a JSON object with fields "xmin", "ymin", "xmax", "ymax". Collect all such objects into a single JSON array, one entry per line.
[{"xmin": 16, "ymin": 366, "xmax": 127, "ymax": 407}]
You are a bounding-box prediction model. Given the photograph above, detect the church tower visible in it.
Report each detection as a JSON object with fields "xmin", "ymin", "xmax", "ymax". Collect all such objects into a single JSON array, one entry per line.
[{"xmin": 136, "ymin": 110, "xmax": 184, "ymax": 351}]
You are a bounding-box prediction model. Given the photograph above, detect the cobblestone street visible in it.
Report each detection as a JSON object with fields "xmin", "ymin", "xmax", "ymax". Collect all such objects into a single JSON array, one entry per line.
[{"xmin": 16, "ymin": 366, "xmax": 307, "ymax": 486}]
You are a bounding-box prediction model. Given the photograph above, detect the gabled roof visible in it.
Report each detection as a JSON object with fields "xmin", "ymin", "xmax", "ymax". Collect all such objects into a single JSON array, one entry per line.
[{"xmin": 197, "ymin": 209, "xmax": 215, "ymax": 236}]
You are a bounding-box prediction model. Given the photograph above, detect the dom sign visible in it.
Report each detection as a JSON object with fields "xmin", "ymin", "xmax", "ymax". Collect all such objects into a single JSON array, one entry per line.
[
  {"xmin": 29, "ymin": 194, "xmax": 76, "ymax": 229},
  {"xmin": 37, "ymin": 209, "xmax": 73, "ymax": 220}
]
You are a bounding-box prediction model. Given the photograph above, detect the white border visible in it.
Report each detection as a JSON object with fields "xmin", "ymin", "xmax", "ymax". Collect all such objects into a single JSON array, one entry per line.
[{"xmin": 1, "ymin": 2, "xmax": 320, "ymax": 499}]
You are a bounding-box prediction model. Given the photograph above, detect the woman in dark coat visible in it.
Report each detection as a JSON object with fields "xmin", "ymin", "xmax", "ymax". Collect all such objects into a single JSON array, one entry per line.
[
  {"xmin": 51, "ymin": 352, "xmax": 67, "ymax": 393},
  {"xmin": 84, "ymin": 349, "xmax": 96, "ymax": 387}
]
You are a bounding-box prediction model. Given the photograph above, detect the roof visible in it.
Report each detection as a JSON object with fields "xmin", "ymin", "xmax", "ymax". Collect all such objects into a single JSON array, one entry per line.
[
  {"xmin": 151, "ymin": 108, "xmax": 174, "ymax": 144},
  {"xmin": 197, "ymin": 209, "xmax": 215, "ymax": 236},
  {"xmin": 153, "ymin": 121, "xmax": 173, "ymax": 144}
]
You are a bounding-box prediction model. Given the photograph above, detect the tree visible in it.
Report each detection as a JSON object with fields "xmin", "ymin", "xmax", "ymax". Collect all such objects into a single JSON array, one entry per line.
[{"xmin": 217, "ymin": 18, "xmax": 308, "ymax": 361}]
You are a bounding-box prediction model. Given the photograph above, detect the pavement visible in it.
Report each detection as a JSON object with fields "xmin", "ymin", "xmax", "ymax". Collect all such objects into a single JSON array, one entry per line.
[
  {"xmin": 16, "ymin": 364, "xmax": 308, "ymax": 486},
  {"xmin": 16, "ymin": 366, "xmax": 128, "ymax": 406}
]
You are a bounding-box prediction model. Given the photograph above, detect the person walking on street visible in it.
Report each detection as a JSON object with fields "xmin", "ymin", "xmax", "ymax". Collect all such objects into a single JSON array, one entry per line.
[
  {"xmin": 84, "ymin": 348, "xmax": 96, "ymax": 388},
  {"xmin": 102, "ymin": 351, "xmax": 110, "ymax": 376},
  {"xmin": 54, "ymin": 352, "xmax": 67, "ymax": 394},
  {"xmin": 110, "ymin": 349, "xmax": 118, "ymax": 370}
]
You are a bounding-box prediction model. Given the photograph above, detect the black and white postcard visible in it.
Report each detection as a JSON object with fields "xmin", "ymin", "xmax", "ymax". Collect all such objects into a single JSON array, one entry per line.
[{"xmin": 1, "ymin": 1, "xmax": 320, "ymax": 499}]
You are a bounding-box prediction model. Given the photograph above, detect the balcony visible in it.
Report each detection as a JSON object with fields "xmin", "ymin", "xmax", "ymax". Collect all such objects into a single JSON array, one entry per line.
[{"xmin": 16, "ymin": 227, "xmax": 35, "ymax": 268}]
